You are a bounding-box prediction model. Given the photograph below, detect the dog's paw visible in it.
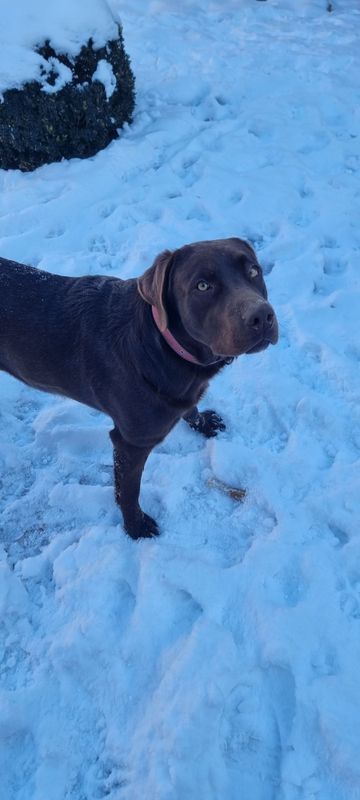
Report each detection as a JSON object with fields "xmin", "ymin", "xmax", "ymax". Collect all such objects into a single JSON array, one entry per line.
[
  {"xmin": 125, "ymin": 511, "xmax": 160, "ymax": 540},
  {"xmin": 188, "ymin": 409, "xmax": 226, "ymax": 438}
]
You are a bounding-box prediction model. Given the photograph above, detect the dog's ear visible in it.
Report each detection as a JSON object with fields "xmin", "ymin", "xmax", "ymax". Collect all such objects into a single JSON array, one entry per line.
[{"xmin": 137, "ymin": 249, "xmax": 173, "ymax": 331}]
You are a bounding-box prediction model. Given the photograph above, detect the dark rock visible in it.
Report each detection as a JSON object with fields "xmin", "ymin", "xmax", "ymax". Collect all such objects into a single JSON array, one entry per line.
[{"xmin": 0, "ymin": 25, "xmax": 135, "ymax": 171}]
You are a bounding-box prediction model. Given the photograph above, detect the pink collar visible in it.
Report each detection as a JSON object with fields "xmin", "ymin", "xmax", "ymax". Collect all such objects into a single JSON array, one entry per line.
[
  {"xmin": 151, "ymin": 306, "xmax": 233, "ymax": 368},
  {"xmin": 152, "ymin": 306, "xmax": 202, "ymax": 364}
]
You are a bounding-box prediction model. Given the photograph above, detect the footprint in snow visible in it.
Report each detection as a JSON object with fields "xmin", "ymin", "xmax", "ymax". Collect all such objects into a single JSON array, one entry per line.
[
  {"xmin": 186, "ymin": 203, "xmax": 210, "ymax": 222},
  {"xmin": 1, "ymin": 728, "xmax": 36, "ymax": 800},
  {"xmin": 298, "ymin": 184, "xmax": 314, "ymax": 199},
  {"xmin": 310, "ymin": 643, "xmax": 339, "ymax": 678},
  {"xmin": 100, "ymin": 202, "xmax": 116, "ymax": 219},
  {"xmin": 45, "ymin": 226, "xmax": 65, "ymax": 239},
  {"xmin": 220, "ymin": 665, "xmax": 296, "ymax": 799},
  {"xmin": 338, "ymin": 571, "xmax": 360, "ymax": 621},
  {"xmin": 289, "ymin": 207, "xmax": 319, "ymax": 228},
  {"xmin": 166, "ymin": 189, "xmax": 182, "ymax": 200},
  {"xmin": 323, "ymin": 255, "xmax": 347, "ymax": 275},
  {"xmin": 175, "ymin": 151, "xmax": 203, "ymax": 188},
  {"xmin": 92, "ymin": 755, "xmax": 130, "ymax": 796},
  {"xmin": 265, "ymin": 558, "xmax": 308, "ymax": 608},
  {"xmin": 328, "ymin": 522, "xmax": 349, "ymax": 549},
  {"xmin": 228, "ymin": 190, "xmax": 243, "ymax": 205},
  {"xmin": 246, "ymin": 225, "xmax": 279, "ymax": 252},
  {"xmin": 89, "ymin": 235, "xmax": 109, "ymax": 254},
  {"xmin": 321, "ymin": 236, "xmax": 339, "ymax": 250}
]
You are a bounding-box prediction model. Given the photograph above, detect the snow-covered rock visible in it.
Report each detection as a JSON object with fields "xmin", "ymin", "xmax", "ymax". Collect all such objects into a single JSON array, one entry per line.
[{"xmin": 0, "ymin": 0, "xmax": 135, "ymax": 170}]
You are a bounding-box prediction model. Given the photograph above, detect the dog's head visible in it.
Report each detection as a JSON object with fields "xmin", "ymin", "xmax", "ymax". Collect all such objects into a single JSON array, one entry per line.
[{"xmin": 138, "ymin": 237, "xmax": 278, "ymax": 360}]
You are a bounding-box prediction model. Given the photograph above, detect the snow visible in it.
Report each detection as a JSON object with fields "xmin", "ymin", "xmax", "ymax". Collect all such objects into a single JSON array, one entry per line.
[
  {"xmin": 40, "ymin": 59, "xmax": 73, "ymax": 94},
  {"xmin": 93, "ymin": 59, "xmax": 117, "ymax": 99},
  {"xmin": 1, "ymin": 0, "xmax": 360, "ymax": 797},
  {"xmin": 0, "ymin": 0, "xmax": 121, "ymax": 94}
]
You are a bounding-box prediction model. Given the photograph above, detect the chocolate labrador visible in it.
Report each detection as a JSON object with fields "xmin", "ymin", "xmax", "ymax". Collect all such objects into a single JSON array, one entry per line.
[{"xmin": 0, "ymin": 238, "xmax": 278, "ymax": 539}]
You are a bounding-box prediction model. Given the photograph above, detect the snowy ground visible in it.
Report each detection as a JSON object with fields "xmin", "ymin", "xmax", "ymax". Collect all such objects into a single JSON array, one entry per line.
[{"xmin": 1, "ymin": 0, "xmax": 360, "ymax": 797}]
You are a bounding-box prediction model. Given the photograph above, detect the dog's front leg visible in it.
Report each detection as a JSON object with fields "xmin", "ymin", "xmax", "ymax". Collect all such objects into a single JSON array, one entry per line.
[
  {"xmin": 109, "ymin": 427, "xmax": 159, "ymax": 539},
  {"xmin": 183, "ymin": 406, "xmax": 226, "ymax": 438}
]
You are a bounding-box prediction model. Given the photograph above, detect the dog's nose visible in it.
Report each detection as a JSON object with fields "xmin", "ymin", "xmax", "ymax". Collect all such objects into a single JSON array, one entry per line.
[{"xmin": 246, "ymin": 302, "xmax": 275, "ymax": 334}]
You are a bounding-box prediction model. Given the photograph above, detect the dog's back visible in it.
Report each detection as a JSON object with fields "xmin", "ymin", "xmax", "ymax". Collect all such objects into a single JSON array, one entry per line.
[
  {"xmin": 0, "ymin": 258, "xmax": 127, "ymax": 407},
  {"xmin": 0, "ymin": 258, "xmax": 67, "ymax": 378}
]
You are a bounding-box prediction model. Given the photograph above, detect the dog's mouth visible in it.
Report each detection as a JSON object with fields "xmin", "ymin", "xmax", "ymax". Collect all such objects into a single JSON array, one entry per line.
[
  {"xmin": 214, "ymin": 338, "xmax": 271, "ymax": 359},
  {"xmin": 211, "ymin": 314, "xmax": 279, "ymax": 359},
  {"xmin": 245, "ymin": 338, "xmax": 271, "ymax": 355}
]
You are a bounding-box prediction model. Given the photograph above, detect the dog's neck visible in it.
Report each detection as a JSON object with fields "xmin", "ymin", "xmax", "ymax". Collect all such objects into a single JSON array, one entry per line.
[
  {"xmin": 151, "ymin": 306, "xmax": 228, "ymax": 367},
  {"xmin": 152, "ymin": 307, "xmax": 203, "ymax": 364}
]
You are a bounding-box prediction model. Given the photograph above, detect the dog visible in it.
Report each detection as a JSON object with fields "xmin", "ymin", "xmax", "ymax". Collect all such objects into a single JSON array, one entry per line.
[{"xmin": 0, "ymin": 238, "xmax": 278, "ymax": 539}]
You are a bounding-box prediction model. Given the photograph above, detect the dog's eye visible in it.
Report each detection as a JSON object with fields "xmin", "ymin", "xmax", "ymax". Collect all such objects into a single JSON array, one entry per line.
[
  {"xmin": 197, "ymin": 280, "xmax": 211, "ymax": 292},
  {"xmin": 248, "ymin": 266, "xmax": 259, "ymax": 279}
]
